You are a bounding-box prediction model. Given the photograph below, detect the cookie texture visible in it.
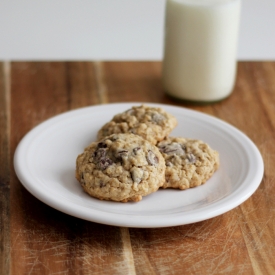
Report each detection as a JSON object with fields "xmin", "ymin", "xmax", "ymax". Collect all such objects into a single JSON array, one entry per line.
[
  {"xmin": 157, "ymin": 137, "xmax": 219, "ymax": 189},
  {"xmin": 97, "ymin": 105, "xmax": 177, "ymax": 145},
  {"xmin": 76, "ymin": 133, "xmax": 165, "ymax": 202}
]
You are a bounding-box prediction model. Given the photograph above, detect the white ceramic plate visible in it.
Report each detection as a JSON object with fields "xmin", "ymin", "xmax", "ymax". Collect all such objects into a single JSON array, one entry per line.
[{"xmin": 14, "ymin": 103, "xmax": 264, "ymax": 228}]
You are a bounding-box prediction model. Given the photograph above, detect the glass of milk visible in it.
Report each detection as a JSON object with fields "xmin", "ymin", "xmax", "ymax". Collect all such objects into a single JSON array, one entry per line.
[{"xmin": 162, "ymin": 0, "xmax": 241, "ymax": 103}]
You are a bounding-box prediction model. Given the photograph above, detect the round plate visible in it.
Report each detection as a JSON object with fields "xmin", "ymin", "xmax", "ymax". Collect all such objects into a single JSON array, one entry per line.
[{"xmin": 14, "ymin": 103, "xmax": 264, "ymax": 228}]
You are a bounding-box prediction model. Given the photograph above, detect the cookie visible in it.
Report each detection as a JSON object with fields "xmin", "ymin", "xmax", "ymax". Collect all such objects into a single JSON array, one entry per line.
[
  {"xmin": 157, "ymin": 137, "xmax": 219, "ymax": 189},
  {"xmin": 97, "ymin": 105, "xmax": 177, "ymax": 145},
  {"xmin": 76, "ymin": 133, "xmax": 166, "ymax": 202}
]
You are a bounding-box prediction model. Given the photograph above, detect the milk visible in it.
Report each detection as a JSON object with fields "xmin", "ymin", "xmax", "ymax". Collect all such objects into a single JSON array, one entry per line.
[{"xmin": 163, "ymin": 0, "xmax": 241, "ymax": 102}]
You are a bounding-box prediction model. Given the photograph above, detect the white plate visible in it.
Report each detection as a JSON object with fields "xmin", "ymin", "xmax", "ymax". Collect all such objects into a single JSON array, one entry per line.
[{"xmin": 14, "ymin": 103, "xmax": 264, "ymax": 228}]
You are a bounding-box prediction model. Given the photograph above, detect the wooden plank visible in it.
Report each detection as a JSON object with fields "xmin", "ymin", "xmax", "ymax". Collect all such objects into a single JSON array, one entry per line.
[
  {"xmin": 65, "ymin": 61, "xmax": 100, "ymax": 109},
  {"xmin": 9, "ymin": 62, "xmax": 132, "ymax": 275},
  {"xmin": 233, "ymin": 62, "xmax": 275, "ymax": 275},
  {"xmin": 102, "ymin": 61, "xmax": 163, "ymax": 103},
  {"xmin": 0, "ymin": 62, "xmax": 11, "ymax": 275}
]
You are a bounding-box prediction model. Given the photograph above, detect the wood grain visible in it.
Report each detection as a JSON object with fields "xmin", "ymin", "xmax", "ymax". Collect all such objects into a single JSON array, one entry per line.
[
  {"xmin": 0, "ymin": 62, "xmax": 11, "ymax": 275},
  {"xmin": 130, "ymin": 214, "xmax": 254, "ymax": 275},
  {"xmin": 3, "ymin": 61, "xmax": 275, "ymax": 274},
  {"xmin": 9, "ymin": 62, "xmax": 130, "ymax": 275}
]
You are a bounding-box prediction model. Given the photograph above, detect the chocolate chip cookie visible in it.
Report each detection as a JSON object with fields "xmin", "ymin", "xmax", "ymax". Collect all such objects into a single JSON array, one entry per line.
[
  {"xmin": 76, "ymin": 133, "xmax": 165, "ymax": 202},
  {"xmin": 97, "ymin": 105, "xmax": 177, "ymax": 145},
  {"xmin": 157, "ymin": 137, "xmax": 219, "ymax": 189}
]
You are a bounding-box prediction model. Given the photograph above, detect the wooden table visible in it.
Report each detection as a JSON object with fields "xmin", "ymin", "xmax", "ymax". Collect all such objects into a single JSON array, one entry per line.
[{"xmin": 0, "ymin": 61, "xmax": 274, "ymax": 275}]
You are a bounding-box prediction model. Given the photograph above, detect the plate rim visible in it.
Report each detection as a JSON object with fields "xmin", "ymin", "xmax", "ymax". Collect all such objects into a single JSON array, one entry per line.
[{"xmin": 13, "ymin": 102, "xmax": 264, "ymax": 228}]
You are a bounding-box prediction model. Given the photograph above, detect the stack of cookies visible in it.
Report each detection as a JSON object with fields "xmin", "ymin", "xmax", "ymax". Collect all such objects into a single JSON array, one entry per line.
[{"xmin": 76, "ymin": 105, "xmax": 219, "ymax": 202}]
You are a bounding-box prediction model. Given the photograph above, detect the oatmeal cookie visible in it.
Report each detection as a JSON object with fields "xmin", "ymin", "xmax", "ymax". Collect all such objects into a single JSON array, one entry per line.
[
  {"xmin": 76, "ymin": 133, "xmax": 165, "ymax": 202},
  {"xmin": 157, "ymin": 137, "xmax": 219, "ymax": 189},
  {"xmin": 97, "ymin": 105, "xmax": 177, "ymax": 145}
]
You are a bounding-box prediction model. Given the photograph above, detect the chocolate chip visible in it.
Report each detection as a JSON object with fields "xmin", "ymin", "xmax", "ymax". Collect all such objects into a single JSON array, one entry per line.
[
  {"xmin": 133, "ymin": 147, "xmax": 141, "ymax": 155},
  {"xmin": 100, "ymin": 181, "xmax": 106, "ymax": 188},
  {"xmin": 93, "ymin": 144, "xmax": 114, "ymax": 170},
  {"xmin": 115, "ymin": 149, "xmax": 128, "ymax": 163},
  {"xmin": 97, "ymin": 142, "xmax": 107, "ymax": 148},
  {"xmin": 147, "ymin": 150, "xmax": 159, "ymax": 166},
  {"xmin": 186, "ymin": 153, "xmax": 196, "ymax": 164},
  {"xmin": 159, "ymin": 143, "xmax": 185, "ymax": 156},
  {"xmin": 130, "ymin": 168, "xmax": 143, "ymax": 184},
  {"xmin": 117, "ymin": 150, "xmax": 128, "ymax": 156},
  {"xmin": 151, "ymin": 113, "xmax": 165, "ymax": 123},
  {"xmin": 98, "ymin": 158, "xmax": 113, "ymax": 170},
  {"xmin": 93, "ymin": 148, "xmax": 106, "ymax": 162}
]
